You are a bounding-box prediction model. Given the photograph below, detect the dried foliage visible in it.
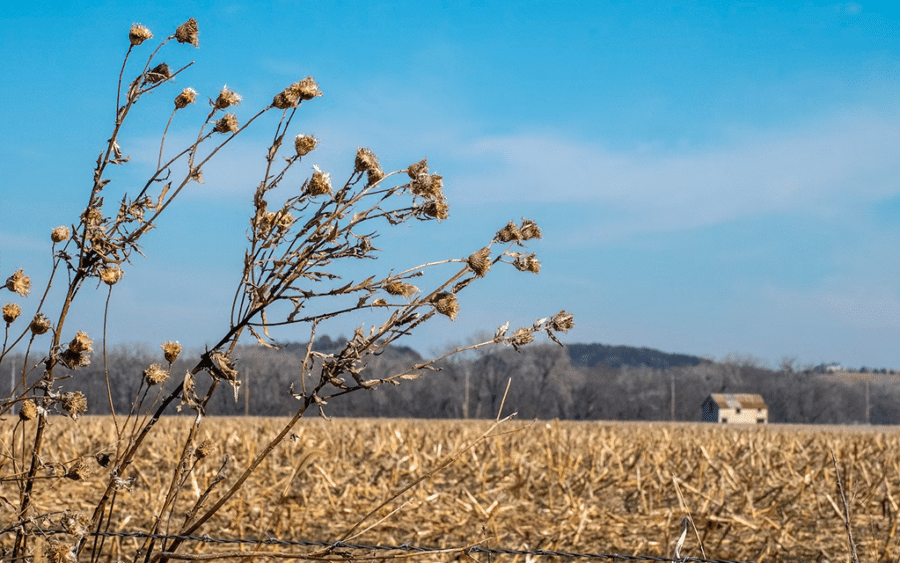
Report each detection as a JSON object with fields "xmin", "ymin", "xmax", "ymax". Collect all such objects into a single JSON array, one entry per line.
[
  {"xmin": 0, "ymin": 418, "xmax": 897, "ymax": 562},
  {"xmin": 0, "ymin": 18, "xmax": 571, "ymax": 563}
]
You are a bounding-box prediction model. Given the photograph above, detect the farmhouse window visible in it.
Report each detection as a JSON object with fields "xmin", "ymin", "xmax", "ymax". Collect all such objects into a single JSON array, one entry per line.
[
  {"xmin": 736, "ymin": 408, "xmax": 741, "ymax": 414},
  {"xmin": 757, "ymin": 418, "xmax": 765, "ymax": 424}
]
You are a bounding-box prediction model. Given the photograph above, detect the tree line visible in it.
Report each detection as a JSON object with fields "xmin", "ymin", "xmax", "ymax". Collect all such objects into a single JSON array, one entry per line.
[{"xmin": 5, "ymin": 338, "xmax": 898, "ymax": 424}]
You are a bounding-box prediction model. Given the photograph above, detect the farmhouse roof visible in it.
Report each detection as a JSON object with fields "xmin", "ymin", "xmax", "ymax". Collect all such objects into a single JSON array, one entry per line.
[{"xmin": 707, "ymin": 393, "xmax": 767, "ymax": 410}]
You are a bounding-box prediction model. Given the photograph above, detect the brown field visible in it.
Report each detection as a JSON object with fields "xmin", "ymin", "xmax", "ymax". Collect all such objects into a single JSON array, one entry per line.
[{"xmin": 2, "ymin": 417, "xmax": 899, "ymax": 562}]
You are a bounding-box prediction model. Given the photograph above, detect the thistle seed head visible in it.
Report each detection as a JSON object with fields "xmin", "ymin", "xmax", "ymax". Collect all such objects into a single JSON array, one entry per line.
[
  {"xmin": 3, "ymin": 303, "xmax": 21, "ymax": 324},
  {"xmin": 513, "ymin": 253, "xmax": 541, "ymax": 274},
  {"xmin": 213, "ymin": 113, "xmax": 239, "ymax": 134},
  {"xmin": 68, "ymin": 331, "xmax": 93, "ymax": 354},
  {"xmin": 5, "ymin": 270, "xmax": 31, "ymax": 297},
  {"xmin": 294, "ymin": 134, "xmax": 318, "ymax": 156},
  {"xmin": 410, "ymin": 173, "xmax": 443, "ymax": 199},
  {"xmin": 60, "ymin": 511, "xmax": 89, "ymax": 538},
  {"xmin": 143, "ymin": 364, "xmax": 169, "ymax": 386},
  {"xmin": 52, "ymin": 225, "xmax": 70, "ymax": 243},
  {"xmin": 161, "ymin": 340, "xmax": 182, "ymax": 363},
  {"xmin": 550, "ymin": 310, "xmax": 575, "ymax": 332},
  {"xmin": 407, "ymin": 158, "xmax": 428, "ymax": 180},
  {"xmin": 195, "ymin": 440, "xmax": 214, "ymax": 459},
  {"xmin": 19, "ymin": 400, "xmax": 37, "ymax": 421},
  {"xmin": 30, "ymin": 313, "xmax": 52, "ymax": 335},
  {"xmin": 509, "ymin": 327, "xmax": 534, "ymax": 348},
  {"xmin": 355, "ymin": 147, "xmax": 379, "ymax": 173},
  {"xmin": 61, "ymin": 392, "xmax": 88, "ymax": 418},
  {"xmin": 422, "ymin": 197, "xmax": 449, "ymax": 220},
  {"xmin": 467, "ymin": 247, "xmax": 492, "ymax": 277},
  {"xmin": 214, "ymin": 86, "xmax": 242, "ymax": 109},
  {"xmin": 81, "ymin": 206, "xmax": 104, "ymax": 228},
  {"xmin": 65, "ymin": 459, "xmax": 88, "ymax": 480},
  {"xmin": 47, "ymin": 542, "xmax": 77, "ymax": 563},
  {"xmin": 129, "ymin": 23, "xmax": 153, "ymax": 46},
  {"xmin": 144, "ymin": 63, "xmax": 172, "ymax": 85},
  {"xmin": 175, "ymin": 17, "xmax": 199, "ymax": 47},
  {"xmin": 519, "ymin": 218, "xmax": 541, "ymax": 240},
  {"xmin": 59, "ymin": 349, "xmax": 90, "ymax": 369},
  {"xmin": 496, "ymin": 221, "xmax": 521, "ymax": 243},
  {"xmin": 306, "ymin": 166, "xmax": 332, "ymax": 196},
  {"xmin": 291, "ymin": 77, "xmax": 322, "ymax": 101},
  {"xmin": 432, "ymin": 292, "xmax": 459, "ymax": 321},
  {"xmin": 355, "ymin": 148, "xmax": 385, "ymax": 185},
  {"xmin": 174, "ymin": 87, "xmax": 198, "ymax": 109},
  {"xmin": 384, "ymin": 281, "xmax": 419, "ymax": 298},
  {"xmin": 99, "ymin": 266, "xmax": 124, "ymax": 286}
]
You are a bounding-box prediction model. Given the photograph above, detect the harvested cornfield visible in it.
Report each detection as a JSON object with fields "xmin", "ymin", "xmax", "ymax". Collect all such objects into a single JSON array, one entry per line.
[{"xmin": 2, "ymin": 417, "xmax": 898, "ymax": 561}]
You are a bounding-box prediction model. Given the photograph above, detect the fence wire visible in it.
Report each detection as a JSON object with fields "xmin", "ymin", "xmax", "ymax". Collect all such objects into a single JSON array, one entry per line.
[{"xmin": 34, "ymin": 530, "xmax": 756, "ymax": 563}]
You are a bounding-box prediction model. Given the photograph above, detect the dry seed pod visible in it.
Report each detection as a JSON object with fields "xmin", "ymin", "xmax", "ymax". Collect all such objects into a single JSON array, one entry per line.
[
  {"xmin": 213, "ymin": 113, "xmax": 239, "ymax": 134},
  {"xmin": 19, "ymin": 400, "xmax": 37, "ymax": 421},
  {"xmin": 306, "ymin": 166, "xmax": 332, "ymax": 196},
  {"xmin": 47, "ymin": 542, "xmax": 77, "ymax": 563},
  {"xmin": 175, "ymin": 17, "xmax": 199, "ymax": 47},
  {"xmin": 214, "ymin": 86, "xmax": 241, "ymax": 109},
  {"xmin": 51, "ymin": 225, "xmax": 70, "ymax": 242},
  {"xmin": 99, "ymin": 266, "xmax": 124, "ymax": 286},
  {"xmin": 496, "ymin": 221, "xmax": 521, "ymax": 243},
  {"xmin": 508, "ymin": 327, "xmax": 534, "ymax": 347},
  {"xmin": 144, "ymin": 364, "xmax": 169, "ymax": 386},
  {"xmin": 384, "ymin": 281, "xmax": 419, "ymax": 298},
  {"xmin": 195, "ymin": 440, "xmax": 214, "ymax": 459},
  {"xmin": 290, "ymin": 76, "xmax": 322, "ymax": 101},
  {"xmin": 550, "ymin": 310, "xmax": 574, "ymax": 332},
  {"xmin": 294, "ymin": 134, "xmax": 318, "ymax": 156},
  {"xmin": 467, "ymin": 247, "xmax": 492, "ymax": 277},
  {"xmin": 423, "ymin": 198, "xmax": 449, "ymax": 220},
  {"xmin": 59, "ymin": 349, "xmax": 90, "ymax": 369},
  {"xmin": 355, "ymin": 148, "xmax": 385, "ymax": 184},
  {"xmin": 5, "ymin": 269, "xmax": 31, "ymax": 296},
  {"xmin": 513, "ymin": 253, "xmax": 541, "ymax": 274},
  {"xmin": 30, "ymin": 313, "xmax": 52, "ymax": 335},
  {"xmin": 432, "ymin": 292, "xmax": 459, "ymax": 321},
  {"xmin": 519, "ymin": 218, "xmax": 541, "ymax": 240},
  {"xmin": 2, "ymin": 303, "xmax": 21, "ymax": 324},
  {"xmin": 61, "ymin": 392, "xmax": 88, "ymax": 418},
  {"xmin": 161, "ymin": 340, "xmax": 182, "ymax": 363},
  {"xmin": 65, "ymin": 459, "xmax": 88, "ymax": 480},
  {"xmin": 175, "ymin": 88, "xmax": 198, "ymax": 109},
  {"xmin": 68, "ymin": 331, "xmax": 93, "ymax": 354},
  {"xmin": 407, "ymin": 158, "xmax": 427, "ymax": 179},
  {"xmin": 144, "ymin": 63, "xmax": 171, "ymax": 85},
  {"xmin": 128, "ymin": 23, "xmax": 153, "ymax": 46}
]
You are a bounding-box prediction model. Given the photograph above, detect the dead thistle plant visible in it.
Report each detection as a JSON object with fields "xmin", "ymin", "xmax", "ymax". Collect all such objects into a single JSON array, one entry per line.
[{"xmin": 0, "ymin": 18, "xmax": 572, "ymax": 563}]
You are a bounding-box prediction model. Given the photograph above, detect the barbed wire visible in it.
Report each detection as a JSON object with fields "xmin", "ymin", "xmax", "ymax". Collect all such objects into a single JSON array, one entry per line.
[{"xmin": 32, "ymin": 529, "xmax": 756, "ymax": 563}]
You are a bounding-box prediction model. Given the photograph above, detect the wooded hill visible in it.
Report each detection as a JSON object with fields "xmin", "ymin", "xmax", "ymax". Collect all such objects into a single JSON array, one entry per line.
[{"xmin": 6, "ymin": 339, "xmax": 898, "ymax": 424}]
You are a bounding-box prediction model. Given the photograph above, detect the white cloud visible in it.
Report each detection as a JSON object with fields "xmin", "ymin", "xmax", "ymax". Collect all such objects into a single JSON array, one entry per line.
[{"xmin": 451, "ymin": 108, "xmax": 900, "ymax": 237}]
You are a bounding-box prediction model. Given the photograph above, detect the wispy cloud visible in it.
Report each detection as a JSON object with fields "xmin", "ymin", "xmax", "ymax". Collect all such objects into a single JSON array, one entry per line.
[{"xmin": 452, "ymin": 107, "xmax": 900, "ymax": 238}]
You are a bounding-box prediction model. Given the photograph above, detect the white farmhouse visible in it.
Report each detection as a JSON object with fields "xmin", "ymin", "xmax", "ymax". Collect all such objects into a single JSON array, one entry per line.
[{"xmin": 701, "ymin": 393, "xmax": 768, "ymax": 424}]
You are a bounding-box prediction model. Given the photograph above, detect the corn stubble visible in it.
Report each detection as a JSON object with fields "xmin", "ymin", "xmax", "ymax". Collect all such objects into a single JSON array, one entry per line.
[
  {"xmin": 0, "ymin": 18, "xmax": 571, "ymax": 563},
  {"xmin": 2, "ymin": 418, "xmax": 898, "ymax": 562}
]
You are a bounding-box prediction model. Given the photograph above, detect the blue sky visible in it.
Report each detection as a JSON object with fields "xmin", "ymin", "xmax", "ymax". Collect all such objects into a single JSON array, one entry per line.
[{"xmin": 1, "ymin": 1, "xmax": 898, "ymax": 369}]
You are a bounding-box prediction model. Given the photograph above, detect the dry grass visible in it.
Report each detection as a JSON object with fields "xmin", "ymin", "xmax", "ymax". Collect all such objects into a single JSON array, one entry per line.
[{"xmin": 3, "ymin": 417, "xmax": 897, "ymax": 561}]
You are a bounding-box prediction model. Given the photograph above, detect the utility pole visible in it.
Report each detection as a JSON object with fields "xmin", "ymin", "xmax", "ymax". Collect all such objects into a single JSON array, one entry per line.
[
  {"xmin": 670, "ymin": 372, "xmax": 675, "ymax": 421},
  {"xmin": 463, "ymin": 369, "xmax": 470, "ymax": 420},
  {"xmin": 865, "ymin": 379, "xmax": 870, "ymax": 425},
  {"xmin": 244, "ymin": 372, "xmax": 250, "ymax": 416}
]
